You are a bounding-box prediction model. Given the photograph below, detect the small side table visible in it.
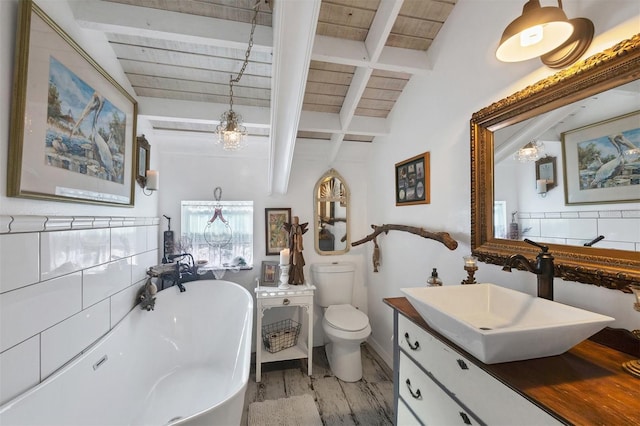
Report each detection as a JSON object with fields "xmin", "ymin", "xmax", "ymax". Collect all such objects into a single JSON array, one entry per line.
[{"xmin": 254, "ymin": 284, "xmax": 315, "ymax": 382}]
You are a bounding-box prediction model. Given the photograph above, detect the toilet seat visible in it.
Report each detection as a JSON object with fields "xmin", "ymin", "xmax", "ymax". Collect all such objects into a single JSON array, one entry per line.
[{"xmin": 324, "ymin": 304, "xmax": 369, "ymax": 332}]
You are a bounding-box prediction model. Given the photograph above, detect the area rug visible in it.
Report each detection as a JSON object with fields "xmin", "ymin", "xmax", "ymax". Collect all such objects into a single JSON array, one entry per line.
[{"xmin": 248, "ymin": 394, "xmax": 322, "ymax": 426}]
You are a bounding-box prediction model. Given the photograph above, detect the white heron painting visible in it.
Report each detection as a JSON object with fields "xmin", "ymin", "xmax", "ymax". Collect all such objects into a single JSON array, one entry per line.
[
  {"xmin": 577, "ymin": 127, "xmax": 640, "ymax": 190},
  {"xmin": 46, "ymin": 56, "xmax": 126, "ymax": 184}
]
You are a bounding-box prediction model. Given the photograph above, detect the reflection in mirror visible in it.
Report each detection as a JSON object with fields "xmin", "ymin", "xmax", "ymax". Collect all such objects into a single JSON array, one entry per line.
[
  {"xmin": 314, "ymin": 169, "xmax": 350, "ymax": 255},
  {"xmin": 493, "ymin": 81, "xmax": 640, "ymax": 251},
  {"xmin": 470, "ymin": 34, "xmax": 640, "ymax": 290}
]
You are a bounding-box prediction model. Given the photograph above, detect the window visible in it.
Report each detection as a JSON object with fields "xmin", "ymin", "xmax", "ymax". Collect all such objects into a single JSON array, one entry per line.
[
  {"xmin": 494, "ymin": 200, "xmax": 507, "ymax": 239},
  {"xmin": 180, "ymin": 201, "xmax": 253, "ymax": 269}
]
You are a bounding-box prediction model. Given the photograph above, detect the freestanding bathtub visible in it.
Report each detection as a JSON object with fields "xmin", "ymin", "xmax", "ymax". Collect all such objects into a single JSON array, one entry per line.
[{"xmin": 0, "ymin": 280, "xmax": 253, "ymax": 426}]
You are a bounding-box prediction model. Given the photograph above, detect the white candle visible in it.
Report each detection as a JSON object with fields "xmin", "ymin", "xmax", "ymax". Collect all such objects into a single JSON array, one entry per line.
[
  {"xmin": 464, "ymin": 255, "xmax": 477, "ymax": 267},
  {"xmin": 279, "ymin": 248, "xmax": 290, "ymax": 265},
  {"xmin": 146, "ymin": 170, "xmax": 159, "ymax": 191},
  {"xmin": 536, "ymin": 179, "xmax": 547, "ymax": 194}
]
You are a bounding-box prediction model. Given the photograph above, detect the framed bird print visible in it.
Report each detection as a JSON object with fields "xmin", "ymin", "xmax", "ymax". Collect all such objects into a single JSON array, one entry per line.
[
  {"xmin": 562, "ymin": 110, "xmax": 640, "ymax": 205},
  {"xmin": 7, "ymin": 0, "xmax": 137, "ymax": 206}
]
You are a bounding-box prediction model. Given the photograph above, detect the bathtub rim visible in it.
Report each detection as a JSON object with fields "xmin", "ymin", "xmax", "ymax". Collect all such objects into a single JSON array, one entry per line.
[{"xmin": 0, "ymin": 279, "xmax": 254, "ymax": 424}]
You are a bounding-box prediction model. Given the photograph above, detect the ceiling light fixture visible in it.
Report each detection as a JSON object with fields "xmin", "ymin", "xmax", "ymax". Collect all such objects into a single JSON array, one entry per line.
[
  {"xmin": 215, "ymin": 1, "xmax": 261, "ymax": 151},
  {"xmin": 496, "ymin": 0, "xmax": 594, "ymax": 69},
  {"xmin": 514, "ymin": 140, "xmax": 544, "ymax": 162}
]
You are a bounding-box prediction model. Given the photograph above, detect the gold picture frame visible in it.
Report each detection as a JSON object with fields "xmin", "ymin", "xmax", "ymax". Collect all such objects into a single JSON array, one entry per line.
[
  {"xmin": 395, "ymin": 152, "xmax": 430, "ymax": 206},
  {"xmin": 8, "ymin": 0, "xmax": 137, "ymax": 206}
]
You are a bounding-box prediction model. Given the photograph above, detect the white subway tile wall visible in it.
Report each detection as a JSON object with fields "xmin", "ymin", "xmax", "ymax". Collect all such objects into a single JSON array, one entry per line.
[
  {"xmin": 517, "ymin": 209, "xmax": 640, "ymax": 250},
  {"xmin": 0, "ymin": 335, "xmax": 40, "ymax": 404},
  {"xmin": 0, "ymin": 216, "xmax": 159, "ymax": 405}
]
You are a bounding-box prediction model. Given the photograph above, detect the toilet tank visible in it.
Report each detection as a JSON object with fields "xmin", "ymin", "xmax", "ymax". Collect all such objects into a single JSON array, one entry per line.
[{"xmin": 311, "ymin": 262, "xmax": 355, "ymax": 307}]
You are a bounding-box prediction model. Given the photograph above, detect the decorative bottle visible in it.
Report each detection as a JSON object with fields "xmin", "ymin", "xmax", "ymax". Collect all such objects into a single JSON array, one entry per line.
[{"xmin": 427, "ymin": 268, "xmax": 443, "ymax": 286}]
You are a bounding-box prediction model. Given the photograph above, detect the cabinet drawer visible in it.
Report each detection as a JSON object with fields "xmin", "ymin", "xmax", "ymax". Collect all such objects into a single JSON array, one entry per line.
[
  {"xmin": 399, "ymin": 352, "xmax": 477, "ymax": 425},
  {"xmin": 258, "ymin": 295, "xmax": 311, "ymax": 308},
  {"xmin": 398, "ymin": 314, "xmax": 559, "ymax": 425},
  {"xmin": 396, "ymin": 399, "xmax": 421, "ymax": 426}
]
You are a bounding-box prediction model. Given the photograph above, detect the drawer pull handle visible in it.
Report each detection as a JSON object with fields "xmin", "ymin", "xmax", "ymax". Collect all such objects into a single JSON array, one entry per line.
[
  {"xmin": 457, "ymin": 359, "xmax": 468, "ymax": 370},
  {"xmin": 460, "ymin": 412, "xmax": 472, "ymax": 424},
  {"xmin": 282, "ymin": 298, "xmax": 290, "ymax": 305},
  {"xmin": 404, "ymin": 332, "xmax": 420, "ymax": 350},
  {"xmin": 405, "ymin": 378, "xmax": 422, "ymax": 400}
]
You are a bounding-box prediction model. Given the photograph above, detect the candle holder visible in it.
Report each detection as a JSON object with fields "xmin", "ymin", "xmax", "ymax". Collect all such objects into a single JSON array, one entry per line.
[
  {"xmin": 622, "ymin": 285, "xmax": 640, "ymax": 378},
  {"xmin": 461, "ymin": 255, "xmax": 478, "ymax": 285},
  {"xmin": 278, "ymin": 264, "xmax": 290, "ymax": 290}
]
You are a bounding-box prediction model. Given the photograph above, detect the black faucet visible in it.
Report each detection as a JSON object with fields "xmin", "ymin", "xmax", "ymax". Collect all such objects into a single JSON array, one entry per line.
[{"xmin": 502, "ymin": 239, "xmax": 555, "ymax": 300}]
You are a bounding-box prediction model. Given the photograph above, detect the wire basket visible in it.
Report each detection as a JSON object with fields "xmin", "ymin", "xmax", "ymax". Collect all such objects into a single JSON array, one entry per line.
[{"xmin": 262, "ymin": 319, "xmax": 301, "ymax": 353}]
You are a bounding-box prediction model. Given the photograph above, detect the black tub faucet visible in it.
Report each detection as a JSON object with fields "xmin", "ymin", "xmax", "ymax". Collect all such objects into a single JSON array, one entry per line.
[{"xmin": 502, "ymin": 239, "xmax": 555, "ymax": 300}]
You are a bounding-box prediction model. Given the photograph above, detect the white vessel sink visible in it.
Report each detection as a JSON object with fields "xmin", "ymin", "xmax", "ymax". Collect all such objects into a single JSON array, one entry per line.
[{"xmin": 401, "ymin": 283, "xmax": 614, "ymax": 364}]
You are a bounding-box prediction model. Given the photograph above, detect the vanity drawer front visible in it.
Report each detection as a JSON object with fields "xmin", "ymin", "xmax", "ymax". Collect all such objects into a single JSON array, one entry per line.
[
  {"xmin": 396, "ymin": 399, "xmax": 421, "ymax": 426},
  {"xmin": 399, "ymin": 352, "xmax": 477, "ymax": 425},
  {"xmin": 398, "ymin": 315, "xmax": 435, "ymax": 371},
  {"xmin": 258, "ymin": 295, "xmax": 311, "ymax": 308},
  {"xmin": 399, "ymin": 314, "xmax": 560, "ymax": 425}
]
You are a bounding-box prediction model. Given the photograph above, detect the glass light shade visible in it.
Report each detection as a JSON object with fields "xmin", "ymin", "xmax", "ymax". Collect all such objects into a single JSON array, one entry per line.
[
  {"xmin": 496, "ymin": 0, "xmax": 574, "ymax": 62},
  {"xmin": 514, "ymin": 141, "xmax": 544, "ymax": 162},
  {"xmin": 216, "ymin": 110, "xmax": 247, "ymax": 151}
]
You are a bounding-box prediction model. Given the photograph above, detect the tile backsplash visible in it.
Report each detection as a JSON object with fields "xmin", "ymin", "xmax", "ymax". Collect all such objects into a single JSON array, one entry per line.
[
  {"xmin": 516, "ymin": 209, "xmax": 640, "ymax": 250},
  {"xmin": 0, "ymin": 216, "xmax": 159, "ymax": 405}
]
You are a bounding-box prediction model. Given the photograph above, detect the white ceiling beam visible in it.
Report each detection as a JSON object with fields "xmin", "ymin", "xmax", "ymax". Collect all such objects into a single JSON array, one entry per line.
[
  {"xmin": 365, "ymin": 0, "xmax": 405, "ymax": 62},
  {"xmin": 137, "ymin": 97, "xmax": 271, "ymax": 128},
  {"xmin": 329, "ymin": 0, "xmax": 403, "ymax": 164},
  {"xmin": 268, "ymin": 0, "xmax": 321, "ymax": 195},
  {"xmin": 377, "ymin": 46, "xmax": 432, "ymax": 75},
  {"xmin": 70, "ymin": 0, "xmax": 273, "ymax": 53},
  {"xmin": 347, "ymin": 116, "xmax": 390, "ymax": 136},
  {"xmin": 328, "ymin": 133, "xmax": 346, "ymax": 166},
  {"xmin": 297, "ymin": 111, "xmax": 389, "ymax": 136},
  {"xmin": 312, "ymin": 36, "xmax": 431, "ymax": 75}
]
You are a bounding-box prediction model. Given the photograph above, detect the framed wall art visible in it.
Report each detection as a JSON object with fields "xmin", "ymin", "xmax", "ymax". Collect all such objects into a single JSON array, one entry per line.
[
  {"xmin": 261, "ymin": 261, "xmax": 280, "ymax": 286},
  {"xmin": 7, "ymin": 0, "xmax": 137, "ymax": 206},
  {"xmin": 265, "ymin": 207, "xmax": 291, "ymax": 255},
  {"xmin": 395, "ymin": 151, "xmax": 430, "ymax": 206},
  {"xmin": 562, "ymin": 110, "xmax": 640, "ymax": 205}
]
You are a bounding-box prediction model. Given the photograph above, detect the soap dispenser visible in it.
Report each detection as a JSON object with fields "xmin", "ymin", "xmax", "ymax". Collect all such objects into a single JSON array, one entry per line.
[{"xmin": 427, "ymin": 268, "xmax": 442, "ymax": 286}]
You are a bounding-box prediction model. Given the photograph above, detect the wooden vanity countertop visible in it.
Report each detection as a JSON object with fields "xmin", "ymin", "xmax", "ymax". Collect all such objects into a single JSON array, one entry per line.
[{"xmin": 385, "ymin": 297, "xmax": 640, "ymax": 426}]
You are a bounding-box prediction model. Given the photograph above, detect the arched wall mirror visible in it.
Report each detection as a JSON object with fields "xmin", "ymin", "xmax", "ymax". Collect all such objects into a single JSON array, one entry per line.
[
  {"xmin": 314, "ymin": 169, "xmax": 350, "ymax": 255},
  {"xmin": 471, "ymin": 34, "xmax": 640, "ymax": 292}
]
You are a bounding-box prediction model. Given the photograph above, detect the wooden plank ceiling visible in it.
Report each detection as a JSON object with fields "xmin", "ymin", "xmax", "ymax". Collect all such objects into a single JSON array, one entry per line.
[{"xmin": 98, "ymin": 0, "xmax": 456, "ymax": 143}]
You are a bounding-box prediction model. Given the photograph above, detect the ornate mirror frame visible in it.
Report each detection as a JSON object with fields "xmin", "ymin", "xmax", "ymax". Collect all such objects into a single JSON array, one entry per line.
[
  {"xmin": 314, "ymin": 168, "xmax": 350, "ymax": 255},
  {"xmin": 471, "ymin": 34, "xmax": 640, "ymax": 292}
]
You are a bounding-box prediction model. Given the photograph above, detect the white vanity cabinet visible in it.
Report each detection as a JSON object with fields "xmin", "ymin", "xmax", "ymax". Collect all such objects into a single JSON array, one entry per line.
[{"xmin": 395, "ymin": 314, "xmax": 561, "ymax": 425}]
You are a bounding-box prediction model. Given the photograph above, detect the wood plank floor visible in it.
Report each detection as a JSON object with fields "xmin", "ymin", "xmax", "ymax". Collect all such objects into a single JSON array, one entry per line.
[{"xmin": 242, "ymin": 344, "xmax": 394, "ymax": 425}]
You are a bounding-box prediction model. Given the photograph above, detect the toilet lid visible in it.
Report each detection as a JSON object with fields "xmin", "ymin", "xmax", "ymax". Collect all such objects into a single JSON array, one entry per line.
[{"xmin": 325, "ymin": 305, "xmax": 369, "ymax": 332}]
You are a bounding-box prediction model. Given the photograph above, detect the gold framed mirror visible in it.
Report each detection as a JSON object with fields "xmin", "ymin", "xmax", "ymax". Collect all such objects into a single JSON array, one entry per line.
[
  {"xmin": 471, "ymin": 34, "xmax": 640, "ymax": 292},
  {"xmin": 314, "ymin": 168, "xmax": 350, "ymax": 255}
]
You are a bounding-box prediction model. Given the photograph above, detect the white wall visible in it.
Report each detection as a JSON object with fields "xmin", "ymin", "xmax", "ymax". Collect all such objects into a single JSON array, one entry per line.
[
  {"xmin": 154, "ymin": 131, "xmax": 371, "ymax": 348},
  {"xmin": 365, "ymin": 0, "xmax": 640, "ymax": 366},
  {"xmin": 0, "ymin": 0, "xmax": 159, "ymax": 405},
  {"xmin": 0, "ymin": 0, "xmax": 158, "ymax": 217}
]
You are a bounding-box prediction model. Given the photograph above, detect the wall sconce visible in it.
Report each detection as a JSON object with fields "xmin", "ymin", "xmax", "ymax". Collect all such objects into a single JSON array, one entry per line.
[
  {"xmin": 535, "ymin": 155, "xmax": 557, "ymax": 197},
  {"xmin": 143, "ymin": 170, "xmax": 159, "ymax": 196},
  {"xmin": 496, "ymin": 0, "xmax": 594, "ymax": 69}
]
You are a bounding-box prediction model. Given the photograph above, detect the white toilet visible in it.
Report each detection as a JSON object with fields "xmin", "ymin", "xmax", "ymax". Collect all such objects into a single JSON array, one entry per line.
[{"xmin": 311, "ymin": 262, "xmax": 371, "ymax": 382}]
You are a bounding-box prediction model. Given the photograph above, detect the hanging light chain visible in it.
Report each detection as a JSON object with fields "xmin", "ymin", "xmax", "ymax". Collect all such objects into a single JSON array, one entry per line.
[{"xmin": 228, "ymin": 0, "xmax": 261, "ymax": 111}]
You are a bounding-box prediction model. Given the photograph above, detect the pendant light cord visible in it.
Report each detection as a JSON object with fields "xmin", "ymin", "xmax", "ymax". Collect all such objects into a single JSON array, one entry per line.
[{"xmin": 228, "ymin": 0, "xmax": 261, "ymax": 112}]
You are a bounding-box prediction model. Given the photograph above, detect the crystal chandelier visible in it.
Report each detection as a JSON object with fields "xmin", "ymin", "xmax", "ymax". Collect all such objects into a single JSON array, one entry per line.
[
  {"xmin": 514, "ymin": 140, "xmax": 544, "ymax": 162},
  {"xmin": 215, "ymin": 1, "xmax": 260, "ymax": 151}
]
